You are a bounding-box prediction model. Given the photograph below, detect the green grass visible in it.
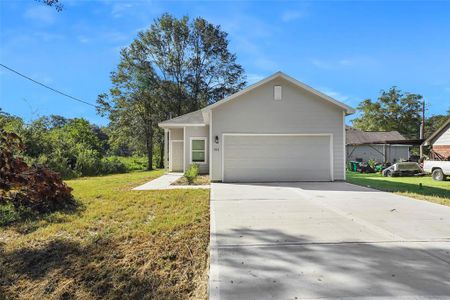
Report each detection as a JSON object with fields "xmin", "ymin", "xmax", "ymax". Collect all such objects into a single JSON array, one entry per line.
[
  {"xmin": 0, "ymin": 170, "xmax": 210, "ymax": 300},
  {"xmin": 346, "ymin": 171, "xmax": 450, "ymax": 207}
]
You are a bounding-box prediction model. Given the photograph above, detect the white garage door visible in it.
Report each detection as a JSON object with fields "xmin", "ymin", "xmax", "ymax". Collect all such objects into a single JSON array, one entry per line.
[{"xmin": 223, "ymin": 135, "xmax": 332, "ymax": 182}]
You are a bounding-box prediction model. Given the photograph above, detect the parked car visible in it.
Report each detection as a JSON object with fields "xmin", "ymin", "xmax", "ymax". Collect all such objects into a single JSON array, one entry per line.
[
  {"xmin": 382, "ymin": 162, "xmax": 423, "ymax": 177},
  {"xmin": 423, "ymin": 160, "xmax": 450, "ymax": 181}
]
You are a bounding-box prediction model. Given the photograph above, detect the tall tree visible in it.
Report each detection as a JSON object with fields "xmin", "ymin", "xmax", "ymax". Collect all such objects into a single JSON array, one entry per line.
[
  {"xmin": 137, "ymin": 13, "xmax": 246, "ymax": 115},
  {"xmin": 352, "ymin": 87, "xmax": 423, "ymax": 139},
  {"xmin": 99, "ymin": 14, "xmax": 246, "ymax": 169},
  {"xmin": 98, "ymin": 46, "xmax": 160, "ymax": 170}
]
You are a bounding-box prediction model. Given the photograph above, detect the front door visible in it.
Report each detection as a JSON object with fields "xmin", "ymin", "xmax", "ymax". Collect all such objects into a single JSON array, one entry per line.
[{"xmin": 170, "ymin": 141, "xmax": 184, "ymax": 172}]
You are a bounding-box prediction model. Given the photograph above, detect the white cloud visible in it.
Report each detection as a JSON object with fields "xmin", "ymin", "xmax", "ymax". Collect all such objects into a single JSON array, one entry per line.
[
  {"xmin": 319, "ymin": 87, "xmax": 355, "ymax": 104},
  {"xmin": 111, "ymin": 3, "xmax": 134, "ymax": 18},
  {"xmin": 246, "ymin": 73, "xmax": 265, "ymax": 84},
  {"xmin": 312, "ymin": 57, "xmax": 376, "ymax": 69},
  {"xmin": 24, "ymin": 5, "xmax": 56, "ymax": 25},
  {"xmin": 77, "ymin": 35, "xmax": 90, "ymax": 44},
  {"xmin": 281, "ymin": 10, "xmax": 304, "ymax": 22}
]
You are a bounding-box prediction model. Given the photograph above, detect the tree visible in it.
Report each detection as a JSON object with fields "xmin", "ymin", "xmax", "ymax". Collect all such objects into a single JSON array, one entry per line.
[
  {"xmin": 35, "ymin": 0, "xmax": 63, "ymax": 11},
  {"xmin": 138, "ymin": 14, "xmax": 246, "ymax": 114},
  {"xmin": 98, "ymin": 45, "xmax": 160, "ymax": 170},
  {"xmin": 352, "ymin": 87, "xmax": 423, "ymax": 139},
  {"xmin": 99, "ymin": 14, "xmax": 246, "ymax": 169},
  {"xmin": 424, "ymin": 110, "xmax": 450, "ymax": 138}
]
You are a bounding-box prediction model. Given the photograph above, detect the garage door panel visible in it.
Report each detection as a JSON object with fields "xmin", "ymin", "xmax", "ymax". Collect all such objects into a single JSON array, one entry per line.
[{"xmin": 223, "ymin": 135, "xmax": 331, "ymax": 182}]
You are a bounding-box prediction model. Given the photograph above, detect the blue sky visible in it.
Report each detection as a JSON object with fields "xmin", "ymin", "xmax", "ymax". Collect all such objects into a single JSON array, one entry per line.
[{"xmin": 1, "ymin": 0, "xmax": 449, "ymax": 126}]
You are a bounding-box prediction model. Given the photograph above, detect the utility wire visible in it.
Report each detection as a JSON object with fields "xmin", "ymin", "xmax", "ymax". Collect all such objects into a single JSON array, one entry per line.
[{"xmin": 0, "ymin": 63, "xmax": 99, "ymax": 108}]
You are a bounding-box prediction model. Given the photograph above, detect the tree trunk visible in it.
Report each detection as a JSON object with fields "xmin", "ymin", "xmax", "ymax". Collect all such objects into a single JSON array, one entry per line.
[{"xmin": 145, "ymin": 124, "xmax": 154, "ymax": 171}]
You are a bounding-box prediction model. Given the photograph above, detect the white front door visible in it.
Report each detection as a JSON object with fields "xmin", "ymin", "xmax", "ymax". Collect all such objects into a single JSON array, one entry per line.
[{"xmin": 170, "ymin": 141, "xmax": 184, "ymax": 172}]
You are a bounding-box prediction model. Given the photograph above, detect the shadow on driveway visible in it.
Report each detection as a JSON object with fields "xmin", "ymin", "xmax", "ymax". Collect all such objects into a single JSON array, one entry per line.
[{"xmin": 212, "ymin": 227, "xmax": 450, "ymax": 299}]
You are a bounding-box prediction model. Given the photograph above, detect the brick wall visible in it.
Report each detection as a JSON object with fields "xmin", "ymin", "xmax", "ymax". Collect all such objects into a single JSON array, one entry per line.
[{"xmin": 433, "ymin": 145, "xmax": 450, "ymax": 158}]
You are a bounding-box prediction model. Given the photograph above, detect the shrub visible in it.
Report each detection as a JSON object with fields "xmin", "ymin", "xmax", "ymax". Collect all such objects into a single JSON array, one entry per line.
[
  {"xmin": 368, "ymin": 159, "xmax": 377, "ymax": 169},
  {"xmin": 100, "ymin": 157, "xmax": 127, "ymax": 174},
  {"xmin": 184, "ymin": 164, "xmax": 199, "ymax": 185},
  {"xmin": 0, "ymin": 130, "xmax": 74, "ymax": 224},
  {"xmin": 45, "ymin": 151, "xmax": 80, "ymax": 179},
  {"xmin": 110, "ymin": 156, "xmax": 148, "ymax": 171},
  {"xmin": 0, "ymin": 203, "xmax": 20, "ymax": 226},
  {"xmin": 75, "ymin": 149, "xmax": 101, "ymax": 176}
]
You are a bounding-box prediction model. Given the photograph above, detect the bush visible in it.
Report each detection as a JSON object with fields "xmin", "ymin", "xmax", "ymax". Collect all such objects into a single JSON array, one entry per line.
[
  {"xmin": 110, "ymin": 156, "xmax": 148, "ymax": 172},
  {"xmin": 0, "ymin": 130, "xmax": 74, "ymax": 224},
  {"xmin": 0, "ymin": 203, "xmax": 20, "ymax": 226},
  {"xmin": 44, "ymin": 151, "xmax": 80, "ymax": 179},
  {"xmin": 100, "ymin": 157, "xmax": 127, "ymax": 174},
  {"xmin": 75, "ymin": 149, "xmax": 101, "ymax": 176},
  {"xmin": 184, "ymin": 164, "xmax": 199, "ymax": 185}
]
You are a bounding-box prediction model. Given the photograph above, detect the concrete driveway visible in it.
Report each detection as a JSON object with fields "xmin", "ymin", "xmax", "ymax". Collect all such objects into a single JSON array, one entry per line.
[{"xmin": 209, "ymin": 181, "xmax": 450, "ymax": 300}]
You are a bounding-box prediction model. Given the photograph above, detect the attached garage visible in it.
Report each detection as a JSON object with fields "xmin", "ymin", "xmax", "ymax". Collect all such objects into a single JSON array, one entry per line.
[
  {"xmin": 160, "ymin": 72, "xmax": 355, "ymax": 182},
  {"xmin": 222, "ymin": 134, "xmax": 333, "ymax": 182}
]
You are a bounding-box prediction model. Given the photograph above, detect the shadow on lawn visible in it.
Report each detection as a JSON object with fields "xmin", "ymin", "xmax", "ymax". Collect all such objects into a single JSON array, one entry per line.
[
  {"xmin": 2, "ymin": 199, "xmax": 86, "ymax": 234},
  {"xmin": 213, "ymin": 227, "xmax": 450, "ymax": 299},
  {"xmin": 0, "ymin": 236, "xmax": 194, "ymax": 300}
]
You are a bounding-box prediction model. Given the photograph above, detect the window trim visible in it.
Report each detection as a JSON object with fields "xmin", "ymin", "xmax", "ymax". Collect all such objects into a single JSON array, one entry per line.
[{"xmin": 190, "ymin": 137, "xmax": 208, "ymax": 165}]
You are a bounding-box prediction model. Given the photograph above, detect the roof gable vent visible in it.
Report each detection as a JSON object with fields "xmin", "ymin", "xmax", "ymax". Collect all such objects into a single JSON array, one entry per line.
[{"xmin": 274, "ymin": 85, "xmax": 282, "ymax": 101}]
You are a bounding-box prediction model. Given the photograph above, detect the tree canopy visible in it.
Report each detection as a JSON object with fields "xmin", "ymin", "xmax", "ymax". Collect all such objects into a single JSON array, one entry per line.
[
  {"xmin": 351, "ymin": 87, "xmax": 423, "ymax": 139},
  {"xmin": 98, "ymin": 13, "xmax": 246, "ymax": 169}
]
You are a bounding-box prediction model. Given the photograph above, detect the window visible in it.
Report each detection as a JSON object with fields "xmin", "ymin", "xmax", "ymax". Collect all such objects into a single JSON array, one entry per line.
[{"xmin": 190, "ymin": 137, "xmax": 207, "ymax": 164}]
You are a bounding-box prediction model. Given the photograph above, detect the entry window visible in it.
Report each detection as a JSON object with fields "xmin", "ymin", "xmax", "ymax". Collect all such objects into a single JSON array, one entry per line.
[{"xmin": 191, "ymin": 138, "xmax": 207, "ymax": 164}]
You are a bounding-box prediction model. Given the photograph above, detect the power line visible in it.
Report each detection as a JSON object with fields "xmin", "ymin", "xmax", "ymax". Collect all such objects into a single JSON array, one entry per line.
[{"xmin": 0, "ymin": 63, "xmax": 99, "ymax": 109}]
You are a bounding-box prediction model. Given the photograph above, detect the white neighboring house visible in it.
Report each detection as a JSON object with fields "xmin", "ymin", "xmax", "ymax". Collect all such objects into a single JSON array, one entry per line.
[
  {"xmin": 346, "ymin": 126, "xmax": 410, "ymax": 163},
  {"xmin": 423, "ymin": 117, "xmax": 450, "ymax": 159},
  {"xmin": 159, "ymin": 72, "xmax": 355, "ymax": 182}
]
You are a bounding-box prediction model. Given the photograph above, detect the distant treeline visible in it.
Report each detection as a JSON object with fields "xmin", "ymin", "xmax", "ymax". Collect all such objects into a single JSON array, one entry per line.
[{"xmin": 0, "ymin": 110, "xmax": 151, "ymax": 178}]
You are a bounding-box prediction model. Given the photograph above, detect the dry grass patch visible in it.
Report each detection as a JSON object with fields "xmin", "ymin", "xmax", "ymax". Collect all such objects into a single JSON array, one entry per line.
[
  {"xmin": 0, "ymin": 170, "xmax": 210, "ymax": 300},
  {"xmin": 172, "ymin": 175, "xmax": 210, "ymax": 186}
]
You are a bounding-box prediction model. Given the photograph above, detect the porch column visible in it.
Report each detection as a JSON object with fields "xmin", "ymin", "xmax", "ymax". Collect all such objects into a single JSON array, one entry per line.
[{"xmin": 164, "ymin": 129, "xmax": 168, "ymax": 171}]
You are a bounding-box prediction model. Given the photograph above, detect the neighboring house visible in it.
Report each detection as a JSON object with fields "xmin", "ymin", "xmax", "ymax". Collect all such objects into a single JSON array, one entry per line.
[
  {"xmin": 423, "ymin": 117, "xmax": 450, "ymax": 159},
  {"xmin": 159, "ymin": 72, "xmax": 355, "ymax": 182},
  {"xmin": 346, "ymin": 127, "xmax": 410, "ymax": 163}
]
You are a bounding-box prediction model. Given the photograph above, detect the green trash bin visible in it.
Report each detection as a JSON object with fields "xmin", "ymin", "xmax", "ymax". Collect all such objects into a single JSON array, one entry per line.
[{"xmin": 349, "ymin": 161, "xmax": 360, "ymax": 172}]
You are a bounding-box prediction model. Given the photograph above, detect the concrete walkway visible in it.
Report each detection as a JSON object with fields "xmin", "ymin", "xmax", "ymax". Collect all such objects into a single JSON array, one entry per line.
[
  {"xmin": 133, "ymin": 173, "xmax": 209, "ymax": 190},
  {"xmin": 209, "ymin": 181, "xmax": 450, "ymax": 299}
]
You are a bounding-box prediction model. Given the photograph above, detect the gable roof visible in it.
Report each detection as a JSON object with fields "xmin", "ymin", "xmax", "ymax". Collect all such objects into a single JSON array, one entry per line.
[
  {"xmin": 205, "ymin": 71, "xmax": 355, "ymax": 114},
  {"xmin": 159, "ymin": 71, "xmax": 355, "ymax": 127},
  {"xmin": 159, "ymin": 110, "xmax": 206, "ymax": 127},
  {"xmin": 346, "ymin": 126, "xmax": 406, "ymax": 145},
  {"xmin": 423, "ymin": 117, "xmax": 450, "ymax": 146}
]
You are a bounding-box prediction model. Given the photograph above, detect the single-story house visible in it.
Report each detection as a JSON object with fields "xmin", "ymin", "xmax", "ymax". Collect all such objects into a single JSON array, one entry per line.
[
  {"xmin": 346, "ymin": 127, "xmax": 410, "ymax": 163},
  {"xmin": 159, "ymin": 71, "xmax": 355, "ymax": 182},
  {"xmin": 423, "ymin": 117, "xmax": 450, "ymax": 159}
]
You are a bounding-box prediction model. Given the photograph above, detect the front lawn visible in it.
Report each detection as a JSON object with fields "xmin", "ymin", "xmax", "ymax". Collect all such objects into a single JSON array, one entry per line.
[
  {"xmin": 0, "ymin": 170, "xmax": 210, "ymax": 299},
  {"xmin": 346, "ymin": 171, "xmax": 450, "ymax": 207}
]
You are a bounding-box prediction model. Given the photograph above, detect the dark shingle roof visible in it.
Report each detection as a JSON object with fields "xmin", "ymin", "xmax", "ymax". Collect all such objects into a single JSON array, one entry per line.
[{"xmin": 346, "ymin": 126, "xmax": 406, "ymax": 145}]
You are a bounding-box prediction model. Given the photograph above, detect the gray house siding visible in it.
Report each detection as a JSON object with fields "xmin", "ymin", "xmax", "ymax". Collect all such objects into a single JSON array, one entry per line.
[
  {"xmin": 210, "ymin": 77, "xmax": 345, "ymax": 181},
  {"xmin": 346, "ymin": 144, "xmax": 410, "ymax": 163},
  {"xmin": 184, "ymin": 126, "xmax": 209, "ymax": 174}
]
